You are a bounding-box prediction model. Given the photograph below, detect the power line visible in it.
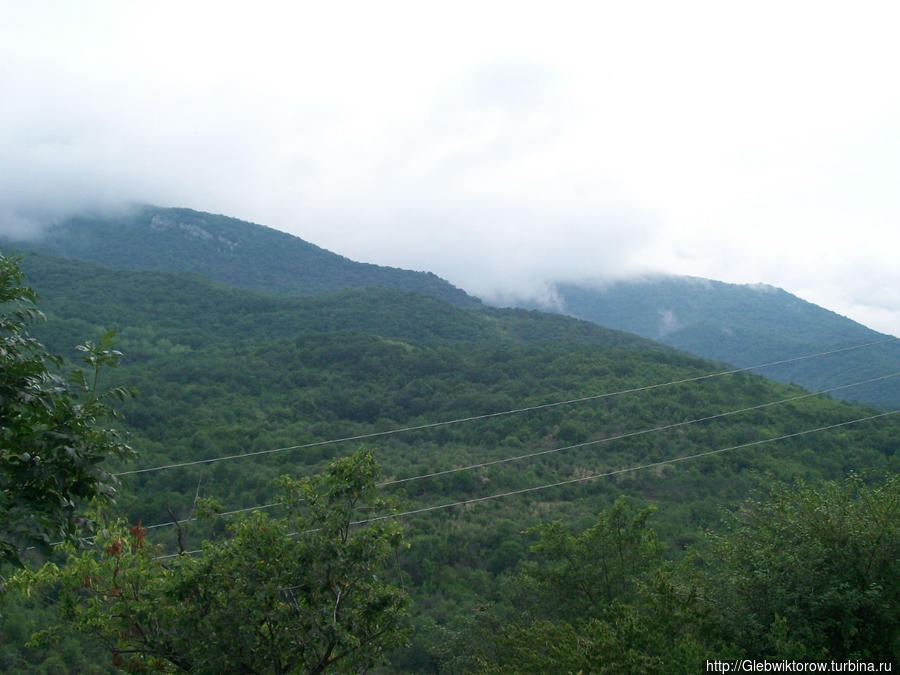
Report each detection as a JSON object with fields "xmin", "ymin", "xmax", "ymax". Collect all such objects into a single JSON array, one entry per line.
[
  {"xmin": 377, "ymin": 371, "xmax": 900, "ymax": 488},
  {"xmin": 129, "ymin": 370, "xmax": 900, "ymax": 535},
  {"xmin": 353, "ymin": 408, "xmax": 900, "ymax": 525},
  {"xmin": 143, "ymin": 501, "xmax": 284, "ymax": 531},
  {"xmin": 116, "ymin": 336, "xmax": 899, "ymax": 477},
  {"xmin": 152, "ymin": 407, "xmax": 900, "ymax": 560}
]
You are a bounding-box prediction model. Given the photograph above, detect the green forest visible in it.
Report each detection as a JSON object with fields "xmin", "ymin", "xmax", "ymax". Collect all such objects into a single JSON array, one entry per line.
[
  {"xmin": 2, "ymin": 249, "xmax": 899, "ymax": 672},
  {"xmin": 542, "ymin": 277, "xmax": 900, "ymax": 409}
]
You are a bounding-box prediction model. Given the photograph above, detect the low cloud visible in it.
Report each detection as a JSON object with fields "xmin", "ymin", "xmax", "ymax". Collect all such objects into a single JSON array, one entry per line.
[{"xmin": 3, "ymin": 4, "xmax": 900, "ymax": 338}]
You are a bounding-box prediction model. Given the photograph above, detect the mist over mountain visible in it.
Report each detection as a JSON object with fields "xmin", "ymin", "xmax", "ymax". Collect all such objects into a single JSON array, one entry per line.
[
  {"xmin": 526, "ymin": 277, "xmax": 900, "ymax": 408},
  {"xmin": 6, "ymin": 2, "xmax": 900, "ymax": 666}
]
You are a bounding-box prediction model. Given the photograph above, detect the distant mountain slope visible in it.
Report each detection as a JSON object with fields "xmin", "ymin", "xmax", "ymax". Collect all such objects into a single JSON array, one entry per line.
[
  {"xmin": 539, "ymin": 277, "xmax": 900, "ymax": 408},
  {"xmin": 6, "ymin": 248, "xmax": 900, "ymax": 670},
  {"xmin": 1, "ymin": 205, "xmax": 480, "ymax": 307},
  {"xmin": 14, "ymin": 251, "xmax": 665, "ymax": 356}
]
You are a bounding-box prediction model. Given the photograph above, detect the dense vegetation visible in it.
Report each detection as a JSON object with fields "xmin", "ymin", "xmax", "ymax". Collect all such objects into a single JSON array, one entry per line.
[
  {"xmin": 0, "ymin": 255, "xmax": 131, "ymax": 566},
  {"xmin": 450, "ymin": 474, "xmax": 900, "ymax": 671},
  {"xmin": 2, "ymin": 248, "xmax": 899, "ymax": 671},
  {"xmin": 540, "ymin": 277, "xmax": 900, "ymax": 409},
  {"xmin": 9, "ymin": 203, "xmax": 898, "ymax": 406},
  {"xmin": 22, "ymin": 450, "xmax": 409, "ymax": 674}
]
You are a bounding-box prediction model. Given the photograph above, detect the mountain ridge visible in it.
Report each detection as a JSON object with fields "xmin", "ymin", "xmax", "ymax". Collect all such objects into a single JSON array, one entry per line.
[
  {"xmin": 524, "ymin": 276, "xmax": 900, "ymax": 408},
  {"xmin": 1, "ymin": 204, "xmax": 481, "ymax": 307},
  {"xmin": 14, "ymin": 249, "xmax": 665, "ymax": 355},
  {"xmin": 2, "ymin": 239, "xmax": 899, "ymax": 671},
  {"xmin": 5, "ymin": 203, "xmax": 898, "ymax": 407}
]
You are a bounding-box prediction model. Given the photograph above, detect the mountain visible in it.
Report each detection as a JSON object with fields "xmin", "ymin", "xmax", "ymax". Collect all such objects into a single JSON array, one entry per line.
[
  {"xmin": 15, "ymin": 250, "xmax": 658, "ymax": 353},
  {"xmin": 534, "ymin": 276, "xmax": 900, "ymax": 408},
  {"xmin": 4, "ymin": 250, "xmax": 900, "ymax": 671},
  {"xmin": 0, "ymin": 204, "xmax": 480, "ymax": 307},
  {"xmin": 13, "ymin": 250, "xmax": 897, "ymax": 530},
  {"xmin": 5, "ymin": 203, "xmax": 897, "ymax": 409}
]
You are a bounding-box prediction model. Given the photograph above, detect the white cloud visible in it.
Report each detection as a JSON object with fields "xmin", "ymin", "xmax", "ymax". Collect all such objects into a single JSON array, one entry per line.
[{"xmin": 2, "ymin": 0, "xmax": 899, "ymax": 335}]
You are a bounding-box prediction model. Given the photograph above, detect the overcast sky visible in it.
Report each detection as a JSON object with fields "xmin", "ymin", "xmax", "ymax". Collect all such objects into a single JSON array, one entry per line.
[{"xmin": 2, "ymin": 1, "xmax": 899, "ymax": 335}]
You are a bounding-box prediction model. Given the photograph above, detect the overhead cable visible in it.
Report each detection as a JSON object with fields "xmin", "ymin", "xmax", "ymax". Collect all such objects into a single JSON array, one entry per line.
[
  {"xmin": 353, "ymin": 409, "xmax": 900, "ymax": 525},
  {"xmin": 117, "ymin": 336, "xmax": 900, "ymax": 476},
  {"xmin": 129, "ymin": 370, "xmax": 900, "ymax": 535},
  {"xmin": 378, "ymin": 370, "xmax": 900, "ymax": 487},
  {"xmin": 152, "ymin": 408, "xmax": 900, "ymax": 560}
]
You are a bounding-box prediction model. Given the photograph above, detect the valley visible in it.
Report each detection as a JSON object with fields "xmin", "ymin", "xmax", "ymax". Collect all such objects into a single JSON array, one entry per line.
[{"xmin": 2, "ymin": 209, "xmax": 898, "ymax": 671}]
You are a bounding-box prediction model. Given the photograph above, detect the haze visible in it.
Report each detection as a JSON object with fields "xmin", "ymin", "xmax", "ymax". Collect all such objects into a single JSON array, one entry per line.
[{"xmin": 2, "ymin": 1, "xmax": 899, "ymax": 335}]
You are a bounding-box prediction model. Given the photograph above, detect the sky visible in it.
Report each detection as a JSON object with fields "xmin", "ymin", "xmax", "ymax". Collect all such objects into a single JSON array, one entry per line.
[{"xmin": 2, "ymin": 1, "xmax": 899, "ymax": 335}]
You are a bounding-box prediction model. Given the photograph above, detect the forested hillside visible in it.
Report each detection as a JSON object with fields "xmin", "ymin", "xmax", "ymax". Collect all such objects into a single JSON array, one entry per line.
[
  {"xmin": 2, "ymin": 249, "xmax": 898, "ymax": 671},
  {"xmin": 534, "ymin": 277, "xmax": 900, "ymax": 409},
  {"xmin": 7, "ymin": 203, "xmax": 898, "ymax": 410},
  {"xmin": 0, "ymin": 205, "xmax": 480, "ymax": 306}
]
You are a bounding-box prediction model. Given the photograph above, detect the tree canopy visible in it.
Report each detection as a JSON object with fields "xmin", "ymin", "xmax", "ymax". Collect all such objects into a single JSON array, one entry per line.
[
  {"xmin": 0, "ymin": 253, "xmax": 132, "ymax": 566},
  {"xmin": 3, "ymin": 249, "xmax": 899, "ymax": 670},
  {"xmin": 23, "ymin": 449, "xmax": 409, "ymax": 674},
  {"xmin": 457, "ymin": 473, "xmax": 900, "ymax": 672}
]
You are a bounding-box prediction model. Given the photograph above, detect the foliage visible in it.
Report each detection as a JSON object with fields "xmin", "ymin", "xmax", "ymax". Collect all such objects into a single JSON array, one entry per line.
[
  {"xmin": 21, "ymin": 449, "xmax": 408, "ymax": 673},
  {"xmin": 3, "ymin": 249, "xmax": 900, "ymax": 669},
  {"xmin": 0, "ymin": 584, "xmax": 110, "ymax": 673},
  {"xmin": 13, "ymin": 205, "xmax": 900, "ymax": 407},
  {"xmin": 548, "ymin": 277, "xmax": 900, "ymax": 409},
  {"xmin": 0, "ymin": 253, "xmax": 131, "ymax": 566},
  {"xmin": 697, "ymin": 473, "xmax": 900, "ymax": 661},
  {"xmin": 453, "ymin": 499, "xmax": 705, "ymax": 673},
  {"xmin": 519, "ymin": 497, "xmax": 663, "ymax": 619},
  {"xmin": 459, "ymin": 473, "xmax": 900, "ymax": 672}
]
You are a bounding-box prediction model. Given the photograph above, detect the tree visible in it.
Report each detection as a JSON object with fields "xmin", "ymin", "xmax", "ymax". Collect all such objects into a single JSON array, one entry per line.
[
  {"xmin": 456, "ymin": 475, "xmax": 900, "ymax": 672},
  {"xmin": 519, "ymin": 497, "xmax": 664, "ymax": 620},
  {"xmin": 24, "ymin": 449, "xmax": 408, "ymax": 673},
  {"xmin": 1, "ymin": 253, "xmax": 132, "ymax": 566},
  {"xmin": 699, "ymin": 473, "xmax": 900, "ymax": 661},
  {"xmin": 451, "ymin": 498, "xmax": 707, "ymax": 674}
]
